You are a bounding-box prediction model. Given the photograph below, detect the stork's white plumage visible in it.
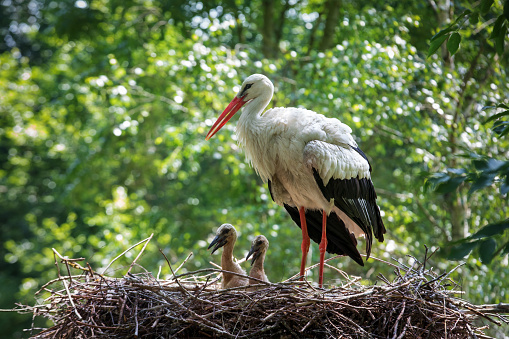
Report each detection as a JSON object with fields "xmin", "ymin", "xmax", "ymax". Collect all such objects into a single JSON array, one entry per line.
[{"xmin": 206, "ymin": 74, "xmax": 386, "ymax": 287}]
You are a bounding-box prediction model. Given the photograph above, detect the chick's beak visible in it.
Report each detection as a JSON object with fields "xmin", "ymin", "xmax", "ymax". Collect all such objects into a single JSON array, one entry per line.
[
  {"xmin": 246, "ymin": 246, "xmax": 261, "ymax": 266},
  {"xmin": 208, "ymin": 234, "xmax": 228, "ymax": 254}
]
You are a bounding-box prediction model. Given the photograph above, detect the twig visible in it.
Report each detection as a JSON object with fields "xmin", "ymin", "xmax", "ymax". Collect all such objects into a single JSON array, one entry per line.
[
  {"xmin": 62, "ymin": 280, "xmax": 82, "ymax": 320},
  {"xmin": 102, "ymin": 235, "xmax": 154, "ymax": 274},
  {"xmin": 127, "ymin": 233, "xmax": 153, "ymax": 274},
  {"xmin": 173, "ymin": 252, "xmax": 193, "ymax": 277}
]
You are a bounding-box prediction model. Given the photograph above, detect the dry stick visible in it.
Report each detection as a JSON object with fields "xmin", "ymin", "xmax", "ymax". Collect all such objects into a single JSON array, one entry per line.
[
  {"xmin": 361, "ymin": 254, "xmax": 401, "ymax": 270},
  {"xmin": 438, "ymin": 262, "xmax": 465, "ymax": 285},
  {"xmin": 300, "ymin": 318, "xmax": 314, "ymax": 332},
  {"xmin": 127, "ymin": 233, "xmax": 154, "ymax": 274},
  {"xmin": 284, "ymin": 254, "xmax": 345, "ymax": 282},
  {"xmin": 134, "ymin": 295, "xmax": 139, "ymax": 337},
  {"xmin": 52, "ymin": 249, "xmax": 62, "ymax": 280},
  {"xmin": 209, "ymin": 260, "xmax": 221, "ymax": 269},
  {"xmin": 35, "ymin": 275, "xmax": 86, "ymax": 295},
  {"xmin": 473, "ymin": 303, "xmax": 509, "ymax": 314},
  {"xmin": 392, "ymin": 301, "xmax": 406, "ymax": 339},
  {"xmin": 172, "ymin": 252, "xmax": 193, "ymax": 277},
  {"xmin": 323, "ymin": 263, "xmax": 357, "ymax": 284},
  {"xmin": 462, "ymin": 304, "xmax": 502, "ymax": 326},
  {"xmin": 62, "ymin": 279, "xmax": 82, "ymax": 320},
  {"xmin": 102, "ymin": 235, "xmax": 154, "ymax": 274},
  {"xmin": 395, "ymin": 317, "xmax": 411, "ymax": 339},
  {"xmin": 329, "ymin": 308, "xmax": 370, "ymax": 336},
  {"xmin": 439, "ymin": 295, "xmax": 447, "ymax": 339},
  {"xmin": 161, "ymin": 291, "xmax": 232, "ymax": 335},
  {"xmin": 159, "ymin": 249, "xmax": 219, "ymax": 307}
]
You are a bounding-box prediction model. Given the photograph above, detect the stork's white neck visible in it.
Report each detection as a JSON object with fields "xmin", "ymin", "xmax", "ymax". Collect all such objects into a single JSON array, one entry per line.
[
  {"xmin": 235, "ymin": 90, "xmax": 275, "ymax": 183},
  {"xmin": 236, "ymin": 91, "xmax": 272, "ymax": 141}
]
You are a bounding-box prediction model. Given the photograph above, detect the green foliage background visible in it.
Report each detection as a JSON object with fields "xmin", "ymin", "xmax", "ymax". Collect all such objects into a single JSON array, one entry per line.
[{"xmin": 1, "ymin": 0, "xmax": 508, "ymax": 337}]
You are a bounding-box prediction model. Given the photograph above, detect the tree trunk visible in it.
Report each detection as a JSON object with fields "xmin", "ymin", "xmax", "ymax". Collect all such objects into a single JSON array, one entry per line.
[
  {"xmin": 261, "ymin": 0, "xmax": 277, "ymax": 58},
  {"xmin": 430, "ymin": 0, "xmax": 466, "ymax": 240},
  {"xmin": 318, "ymin": 0, "xmax": 342, "ymax": 50}
]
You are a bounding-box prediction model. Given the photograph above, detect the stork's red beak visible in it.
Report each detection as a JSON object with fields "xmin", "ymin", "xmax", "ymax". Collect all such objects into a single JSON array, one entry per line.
[{"xmin": 205, "ymin": 96, "xmax": 247, "ymax": 140}]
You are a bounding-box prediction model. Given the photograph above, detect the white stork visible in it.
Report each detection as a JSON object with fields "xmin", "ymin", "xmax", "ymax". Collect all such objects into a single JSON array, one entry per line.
[
  {"xmin": 206, "ymin": 74, "xmax": 386, "ymax": 287},
  {"xmin": 246, "ymin": 235, "xmax": 270, "ymax": 289},
  {"xmin": 208, "ymin": 223, "xmax": 249, "ymax": 289}
]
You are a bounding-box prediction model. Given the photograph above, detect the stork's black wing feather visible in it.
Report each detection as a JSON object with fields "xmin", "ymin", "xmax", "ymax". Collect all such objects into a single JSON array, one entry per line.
[
  {"xmin": 268, "ymin": 180, "xmax": 364, "ymax": 266},
  {"xmin": 312, "ymin": 168, "xmax": 386, "ymax": 258},
  {"xmin": 282, "ymin": 204, "xmax": 364, "ymax": 266}
]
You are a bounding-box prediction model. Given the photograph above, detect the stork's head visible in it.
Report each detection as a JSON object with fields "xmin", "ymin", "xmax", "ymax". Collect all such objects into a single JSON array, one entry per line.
[
  {"xmin": 205, "ymin": 74, "xmax": 274, "ymax": 140},
  {"xmin": 246, "ymin": 235, "xmax": 269, "ymax": 266},
  {"xmin": 208, "ymin": 223, "xmax": 237, "ymax": 254}
]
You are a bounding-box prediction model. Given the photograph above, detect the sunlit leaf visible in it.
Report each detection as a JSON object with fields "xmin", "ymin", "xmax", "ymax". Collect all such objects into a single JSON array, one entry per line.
[
  {"xmin": 430, "ymin": 24, "xmax": 459, "ymax": 42},
  {"xmin": 484, "ymin": 110, "xmax": 509, "ymax": 124},
  {"xmin": 492, "ymin": 121, "xmax": 509, "ymax": 135},
  {"xmin": 447, "ymin": 32, "xmax": 461, "ymax": 56},
  {"xmin": 427, "ymin": 35, "xmax": 448, "ymax": 57}
]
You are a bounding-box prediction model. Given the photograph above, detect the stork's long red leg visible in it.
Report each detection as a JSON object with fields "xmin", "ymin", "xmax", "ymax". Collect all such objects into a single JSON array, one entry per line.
[
  {"xmin": 299, "ymin": 207, "xmax": 310, "ymax": 280},
  {"xmin": 318, "ymin": 210, "xmax": 328, "ymax": 288}
]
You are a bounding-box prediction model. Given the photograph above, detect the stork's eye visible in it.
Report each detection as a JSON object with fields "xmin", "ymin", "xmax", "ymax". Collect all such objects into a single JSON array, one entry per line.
[
  {"xmin": 256, "ymin": 240, "xmax": 262, "ymax": 245},
  {"xmin": 239, "ymin": 83, "xmax": 253, "ymax": 97}
]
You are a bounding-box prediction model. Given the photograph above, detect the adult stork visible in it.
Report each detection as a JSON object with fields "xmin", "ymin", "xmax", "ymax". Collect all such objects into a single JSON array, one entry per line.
[{"xmin": 206, "ymin": 74, "xmax": 386, "ymax": 287}]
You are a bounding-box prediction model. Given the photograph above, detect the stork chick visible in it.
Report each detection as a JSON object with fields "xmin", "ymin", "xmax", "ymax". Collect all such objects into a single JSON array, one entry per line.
[
  {"xmin": 246, "ymin": 235, "xmax": 270, "ymax": 289},
  {"xmin": 208, "ymin": 224, "xmax": 248, "ymax": 289}
]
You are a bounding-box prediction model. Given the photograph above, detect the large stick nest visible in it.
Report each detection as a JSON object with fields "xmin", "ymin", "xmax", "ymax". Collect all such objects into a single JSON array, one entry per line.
[{"xmin": 16, "ymin": 237, "xmax": 509, "ymax": 338}]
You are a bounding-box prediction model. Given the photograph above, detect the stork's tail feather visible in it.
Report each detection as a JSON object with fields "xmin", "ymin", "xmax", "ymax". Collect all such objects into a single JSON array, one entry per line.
[{"xmin": 283, "ymin": 204, "xmax": 364, "ymax": 266}]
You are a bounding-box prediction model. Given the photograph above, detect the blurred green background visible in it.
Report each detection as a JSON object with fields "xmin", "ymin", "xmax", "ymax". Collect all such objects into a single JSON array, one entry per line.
[{"xmin": 1, "ymin": 0, "xmax": 508, "ymax": 337}]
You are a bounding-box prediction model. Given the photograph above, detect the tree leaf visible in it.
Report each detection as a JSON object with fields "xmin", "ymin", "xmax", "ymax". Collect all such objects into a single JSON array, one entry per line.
[
  {"xmin": 479, "ymin": 238, "xmax": 497, "ymax": 264},
  {"xmin": 453, "ymin": 9, "xmax": 472, "ymax": 24},
  {"xmin": 430, "ymin": 24, "xmax": 459, "ymax": 42},
  {"xmin": 470, "ymin": 11, "xmax": 480, "ymax": 24},
  {"xmin": 495, "ymin": 24, "xmax": 507, "ymax": 56},
  {"xmin": 499, "ymin": 124, "xmax": 509, "ymax": 137},
  {"xmin": 480, "ymin": 0, "xmax": 495, "ymax": 14},
  {"xmin": 484, "ymin": 110, "xmax": 509, "ymax": 123},
  {"xmin": 447, "ymin": 168, "xmax": 467, "ymax": 175},
  {"xmin": 445, "ymin": 241, "xmax": 478, "ymax": 260},
  {"xmin": 425, "ymin": 172, "xmax": 450, "ymax": 191},
  {"xmin": 469, "ymin": 172, "xmax": 496, "ymax": 194},
  {"xmin": 428, "ymin": 35, "xmax": 448, "ymax": 57},
  {"xmin": 490, "ymin": 15, "xmax": 506, "ymax": 39},
  {"xmin": 492, "ymin": 121, "xmax": 509, "ymax": 134},
  {"xmin": 473, "ymin": 159, "xmax": 488, "ymax": 170},
  {"xmin": 435, "ymin": 176, "xmax": 467, "ymax": 193},
  {"xmin": 501, "ymin": 177, "xmax": 509, "ymax": 195},
  {"xmin": 502, "ymin": 241, "xmax": 509, "ymax": 256},
  {"xmin": 471, "ymin": 219, "xmax": 509, "ymax": 239},
  {"xmin": 481, "ymin": 105, "xmax": 497, "ymax": 111},
  {"xmin": 447, "ymin": 32, "xmax": 461, "ymax": 55}
]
